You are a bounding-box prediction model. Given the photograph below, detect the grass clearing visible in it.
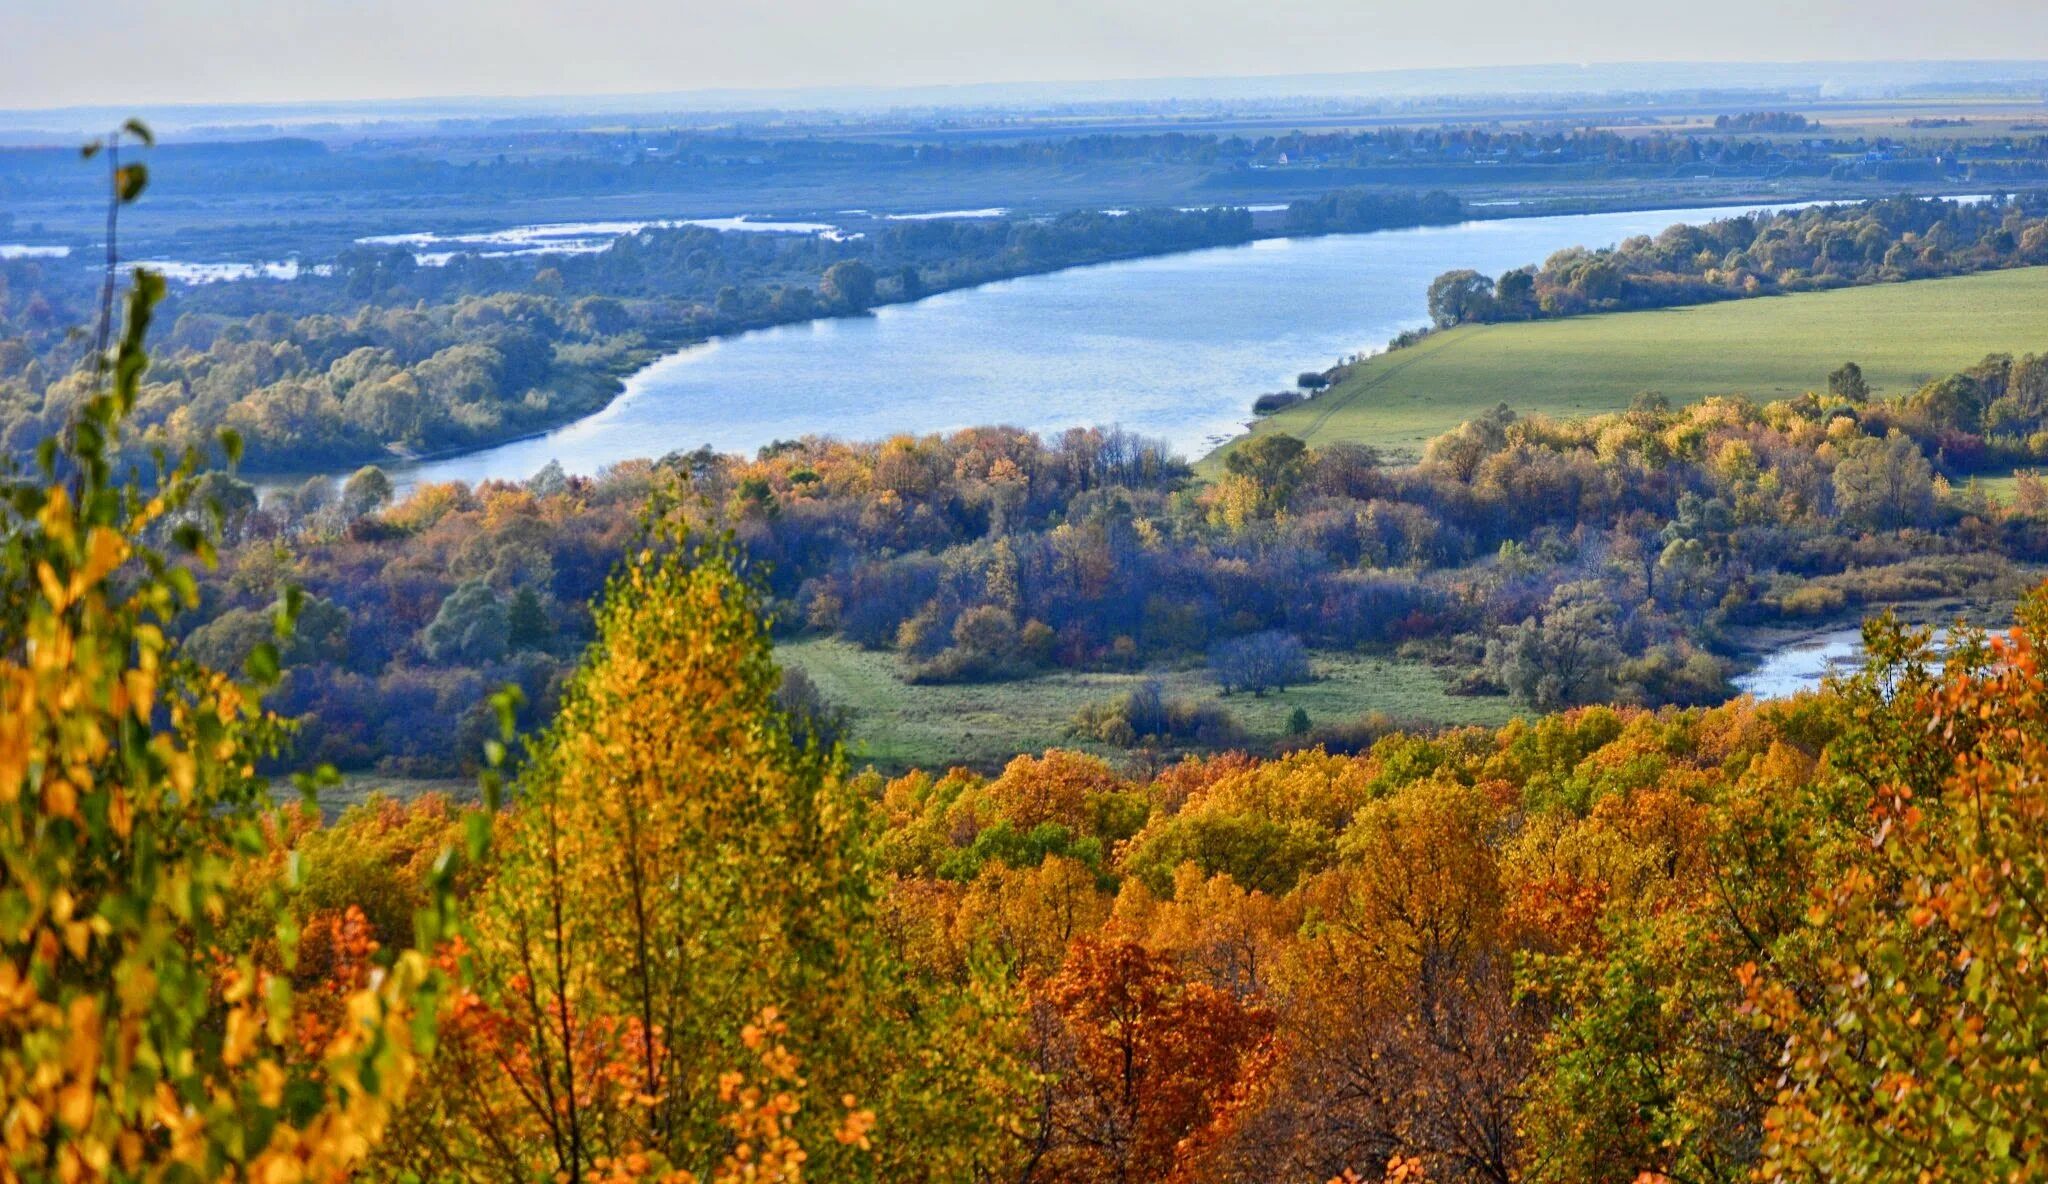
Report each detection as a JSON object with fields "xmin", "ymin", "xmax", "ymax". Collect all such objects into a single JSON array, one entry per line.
[
  {"xmin": 1967, "ymin": 473, "xmax": 2024, "ymax": 504},
  {"xmin": 776, "ymin": 637, "xmax": 1518, "ymax": 774},
  {"xmin": 292, "ymin": 774, "xmax": 475, "ymax": 817},
  {"xmin": 1216, "ymin": 266, "xmax": 2048, "ymax": 467}
]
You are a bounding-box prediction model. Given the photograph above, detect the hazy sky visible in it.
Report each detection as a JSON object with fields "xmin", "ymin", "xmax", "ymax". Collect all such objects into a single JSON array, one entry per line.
[{"xmin": 9, "ymin": 0, "xmax": 2048, "ymax": 110}]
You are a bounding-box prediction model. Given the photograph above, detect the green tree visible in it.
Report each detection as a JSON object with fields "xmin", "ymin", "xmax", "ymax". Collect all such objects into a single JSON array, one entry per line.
[
  {"xmin": 1826, "ymin": 360, "xmax": 1870, "ymax": 403},
  {"xmin": 1490, "ymin": 581, "xmax": 1623, "ymax": 708},
  {"xmin": 1494, "ymin": 268, "xmax": 1538, "ymax": 317},
  {"xmin": 422, "ymin": 578, "xmax": 509, "ymax": 662},
  {"xmin": 1907, "ymin": 372, "xmax": 1987, "ymax": 433},
  {"xmin": 822, "ymin": 259, "xmax": 878, "ymax": 311},
  {"xmin": 1210, "ymin": 631, "xmax": 1311, "ymax": 696},
  {"xmin": 1225, "ymin": 432, "xmax": 1309, "ymax": 510},
  {"xmin": 1831, "ymin": 430, "xmax": 1934, "ymax": 530},
  {"xmin": 1427, "ymin": 268, "xmax": 1497, "ymax": 327},
  {"xmin": 339, "ymin": 463, "xmax": 394, "ymax": 518},
  {"xmin": 506, "ymin": 583, "xmax": 553, "ymax": 651}
]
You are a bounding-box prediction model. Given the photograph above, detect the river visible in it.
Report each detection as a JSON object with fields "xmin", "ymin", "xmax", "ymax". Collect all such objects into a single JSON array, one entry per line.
[
  {"xmin": 382, "ymin": 200, "xmax": 1813, "ymax": 490},
  {"xmin": 1732, "ymin": 629, "xmax": 1870, "ymax": 700}
]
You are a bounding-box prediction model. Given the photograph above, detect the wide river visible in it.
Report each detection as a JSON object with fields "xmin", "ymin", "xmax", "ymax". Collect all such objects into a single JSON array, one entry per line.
[{"xmin": 391, "ymin": 201, "xmax": 1809, "ymax": 488}]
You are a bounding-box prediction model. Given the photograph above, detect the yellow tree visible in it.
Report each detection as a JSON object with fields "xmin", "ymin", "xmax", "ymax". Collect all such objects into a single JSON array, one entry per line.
[
  {"xmin": 0, "ymin": 125, "xmax": 447, "ymax": 1182},
  {"xmin": 427, "ymin": 517, "xmax": 1018, "ymax": 1181}
]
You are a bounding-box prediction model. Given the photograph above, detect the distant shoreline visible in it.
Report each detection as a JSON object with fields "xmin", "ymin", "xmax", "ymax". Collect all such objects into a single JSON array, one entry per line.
[{"xmin": 242, "ymin": 186, "xmax": 1976, "ymax": 488}]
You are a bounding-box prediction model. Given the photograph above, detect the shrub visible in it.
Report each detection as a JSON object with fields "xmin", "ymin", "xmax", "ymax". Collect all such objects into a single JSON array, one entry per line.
[
  {"xmin": 1773, "ymin": 583, "xmax": 1849, "ymax": 617},
  {"xmin": 1071, "ymin": 681, "xmax": 1242, "ymax": 748},
  {"xmin": 776, "ymin": 665, "xmax": 850, "ymax": 751},
  {"xmin": 1252, "ymin": 390, "xmax": 1305, "ymax": 415}
]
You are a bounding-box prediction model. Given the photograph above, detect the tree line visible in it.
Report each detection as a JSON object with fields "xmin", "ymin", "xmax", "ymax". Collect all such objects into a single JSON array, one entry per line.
[
  {"xmin": 1422, "ymin": 191, "xmax": 2048, "ymax": 329},
  {"xmin": 0, "ymin": 205, "xmax": 1261, "ymax": 470},
  {"xmin": 150, "ymin": 347, "xmax": 2048, "ymax": 776}
]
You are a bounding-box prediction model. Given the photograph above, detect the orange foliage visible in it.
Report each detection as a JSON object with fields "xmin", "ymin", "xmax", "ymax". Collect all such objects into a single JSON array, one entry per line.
[
  {"xmin": 1024, "ymin": 939, "xmax": 1275, "ymax": 1184},
  {"xmin": 982, "ymin": 750, "xmax": 1132, "ymax": 832}
]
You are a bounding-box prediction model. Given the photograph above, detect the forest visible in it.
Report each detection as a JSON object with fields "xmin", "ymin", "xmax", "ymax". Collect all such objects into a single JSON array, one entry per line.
[
  {"xmin": 14, "ymin": 104, "xmax": 2048, "ymax": 1184},
  {"xmin": 152, "ymin": 343, "xmax": 2048, "ymax": 777},
  {"xmin": 10, "ymin": 270, "xmax": 2047, "ymax": 1179},
  {"xmin": 8, "ymin": 119, "xmax": 2045, "ymax": 222}
]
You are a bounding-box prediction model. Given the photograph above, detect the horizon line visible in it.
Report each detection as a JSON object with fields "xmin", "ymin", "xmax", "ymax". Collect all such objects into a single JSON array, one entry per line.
[{"xmin": 6, "ymin": 56, "xmax": 2048, "ymax": 123}]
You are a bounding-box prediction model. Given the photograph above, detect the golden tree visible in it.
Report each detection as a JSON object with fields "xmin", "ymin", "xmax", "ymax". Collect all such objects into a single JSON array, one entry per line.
[
  {"xmin": 420, "ymin": 512, "xmax": 1017, "ymax": 1181},
  {"xmin": 0, "ymin": 123, "xmax": 448, "ymax": 1182}
]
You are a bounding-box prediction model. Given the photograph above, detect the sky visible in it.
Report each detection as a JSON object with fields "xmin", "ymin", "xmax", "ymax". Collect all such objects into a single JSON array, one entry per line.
[{"xmin": 8, "ymin": 0, "xmax": 2048, "ymax": 110}]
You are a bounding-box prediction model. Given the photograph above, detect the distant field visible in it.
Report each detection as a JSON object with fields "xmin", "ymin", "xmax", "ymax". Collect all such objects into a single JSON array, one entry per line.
[
  {"xmin": 1219, "ymin": 267, "xmax": 2048, "ymax": 465},
  {"xmin": 775, "ymin": 638, "xmax": 1517, "ymax": 774}
]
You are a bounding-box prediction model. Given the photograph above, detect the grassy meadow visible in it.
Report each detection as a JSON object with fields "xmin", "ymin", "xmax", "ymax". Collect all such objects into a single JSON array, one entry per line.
[
  {"xmin": 1217, "ymin": 266, "xmax": 2048, "ymax": 466},
  {"xmin": 775, "ymin": 638, "xmax": 1518, "ymax": 773}
]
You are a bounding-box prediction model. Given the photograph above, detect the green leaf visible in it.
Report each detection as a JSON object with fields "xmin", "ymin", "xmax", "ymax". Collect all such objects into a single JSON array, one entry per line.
[
  {"xmin": 275, "ymin": 584, "xmax": 306, "ymax": 637},
  {"xmin": 491, "ymin": 685, "xmax": 525, "ymax": 740},
  {"xmin": 121, "ymin": 117, "xmax": 155, "ymax": 147},
  {"xmin": 465, "ymin": 812, "xmax": 492, "ymax": 863},
  {"xmin": 245, "ymin": 642, "xmax": 280, "ymax": 684}
]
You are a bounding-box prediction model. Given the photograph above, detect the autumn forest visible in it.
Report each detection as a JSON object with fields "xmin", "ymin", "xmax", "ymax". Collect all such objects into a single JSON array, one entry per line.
[{"xmin": 14, "ymin": 49, "xmax": 2048, "ymax": 1184}]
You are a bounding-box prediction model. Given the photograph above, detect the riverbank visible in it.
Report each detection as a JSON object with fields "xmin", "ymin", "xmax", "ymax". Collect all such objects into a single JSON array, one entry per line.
[
  {"xmin": 320, "ymin": 197, "xmax": 1887, "ymax": 491},
  {"xmin": 1727, "ymin": 588, "xmax": 2027, "ymax": 699},
  {"xmin": 248, "ymin": 188, "xmax": 1913, "ymax": 486},
  {"xmin": 244, "ymin": 187, "xmax": 2029, "ymax": 490}
]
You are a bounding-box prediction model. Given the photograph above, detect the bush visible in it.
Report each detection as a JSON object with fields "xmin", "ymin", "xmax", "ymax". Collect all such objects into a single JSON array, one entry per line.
[
  {"xmin": 1614, "ymin": 645, "xmax": 1732, "ymax": 708},
  {"xmin": 1252, "ymin": 391, "xmax": 1305, "ymax": 415},
  {"xmin": 1772, "ymin": 584, "xmax": 1849, "ymax": 618},
  {"xmin": 1071, "ymin": 681, "xmax": 1242, "ymax": 748}
]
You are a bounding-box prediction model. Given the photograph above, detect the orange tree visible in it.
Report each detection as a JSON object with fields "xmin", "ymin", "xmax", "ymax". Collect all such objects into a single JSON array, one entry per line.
[
  {"xmin": 0, "ymin": 124, "xmax": 452, "ymax": 1182},
  {"xmin": 1022, "ymin": 938, "xmax": 1275, "ymax": 1184}
]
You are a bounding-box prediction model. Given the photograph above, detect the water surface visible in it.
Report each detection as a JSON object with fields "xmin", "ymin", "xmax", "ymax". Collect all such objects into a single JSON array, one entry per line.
[
  {"xmin": 391, "ymin": 200, "xmax": 1810, "ymax": 488},
  {"xmin": 1733, "ymin": 629, "xmax": 1868, "ymax": 699}
]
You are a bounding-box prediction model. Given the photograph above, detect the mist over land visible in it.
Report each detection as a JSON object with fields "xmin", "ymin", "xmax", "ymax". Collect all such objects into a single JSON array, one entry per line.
[{"xmin": 8, "ymin": 58, "xmax": 2048, "ymax": 141}]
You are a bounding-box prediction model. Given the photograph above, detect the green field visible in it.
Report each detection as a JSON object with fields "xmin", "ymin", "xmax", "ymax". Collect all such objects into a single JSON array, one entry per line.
[
  {"xmin": 776, "ymin": 638, "xmax": 1518, "ymax": 773},
  {"xmin": 1221, "ymin": 267, "xmax": 2048, "ymax": 465}
]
